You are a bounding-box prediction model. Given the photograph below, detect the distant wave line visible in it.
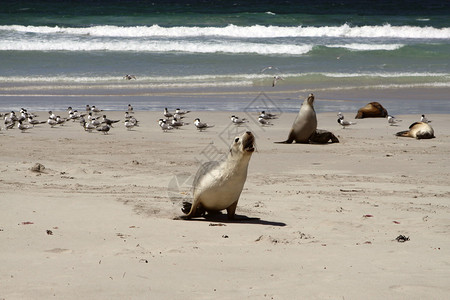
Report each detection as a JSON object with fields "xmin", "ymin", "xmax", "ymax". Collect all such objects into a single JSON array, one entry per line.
[
  {"xmin": 0, "ymin": 72, "xmax": 448, "ymax": 84},
  {"xmin": 1, "ymin": 23, "xmax": 449, "ymax": 39}
]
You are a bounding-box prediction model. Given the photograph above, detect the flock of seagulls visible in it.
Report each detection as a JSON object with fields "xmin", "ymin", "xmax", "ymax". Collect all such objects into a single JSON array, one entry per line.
[
  {"xmin": 1, "ymin": 105, "xmax": 433, "ymax": 136},
  {"xmin": 158, "ymin": 107, "xmax": 215, "ymax": 132},
  {"xmin": 337, "ymin": 112, "xmax": 430, "ymax": 129}
]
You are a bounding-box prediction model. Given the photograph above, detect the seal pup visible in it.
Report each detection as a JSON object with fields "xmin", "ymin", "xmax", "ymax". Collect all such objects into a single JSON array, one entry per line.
[
  {"xmin": 180, "ymin": 131, "xmax": 255, "ymax": 220},
  {"xmin": 276, "ymin": 93, "xmax": 317, "ymax": 143},
  {"xmin": 355, "ymin": 102, "xmax": 388, "ymax": 119},
  {"xmin": 396, "ymin": 122, "xmax": 435, "ymax": 139}
]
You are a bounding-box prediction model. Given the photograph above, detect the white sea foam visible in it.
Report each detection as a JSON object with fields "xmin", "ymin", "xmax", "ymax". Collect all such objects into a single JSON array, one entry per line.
[
  {"xmin": 0, "ymin": 72, "xmax": 447, "ymax": 84},
  {"xmin": 0, "ymin": 39, "xmax": 313, "ymax": 55},
  {"xmin": 1, "ymin": 23, "xmax": 449, "ymax": 39},
  {"xmin": 326, "ymin": 43, "xmax": 404, "ymax": 51}
]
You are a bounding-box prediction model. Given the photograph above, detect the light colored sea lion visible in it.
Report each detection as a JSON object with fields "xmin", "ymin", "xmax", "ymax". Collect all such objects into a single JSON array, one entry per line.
[
  {"xmin": 181, "ymin": 131, "xmax": 255, "ymax": 219},
  {"xmin": 276, "ymin": 93, "xmax": 339, "ymax": 144},
  {"xmin": 277, "ymin": 93, "xmax": 317, "ymax": 143},
  {"xmin": 396, "ymin": 122, "xmax": 435, "ymax": 139},
  {"xmin": 355, "ymin": 102, "xmax": 388, "ymax": 119}
]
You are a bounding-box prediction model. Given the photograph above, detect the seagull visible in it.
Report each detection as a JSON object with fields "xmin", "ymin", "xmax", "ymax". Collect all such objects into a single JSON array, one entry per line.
[
  {"xmin": 124, "ymin": 120, "xmax": 136, "ymax": 130},
  {"xmin": 86, "ymin": 104, "xmax": 91, "ymax": 112},
  {"xmin": 258, "ymin": 117, "xmax": 273, "ymax": 126},
  {"xmin": 48, "ymin": 111, "xmax": 57, "ymax": 120},
  {"xmin": 28, "ymin": 116, "xmax": 46, "ymax": 126},
  {"xmin": 159, "ymin": 119, "xmax": 174, "ymax": 132},
  {"xmin": 56, "ymin": 116, "xmax": 66, "ymax": 125},
  {"xmin": 175, "ymin": 112, "xmax": 187, "ymax": 119},
  {"xmin": 90, "ymin": 117, "xmax": 101, "ymax": 127},
  {"xmin": 91, "ymin": 106, "xmax": 103, "ymax": 114},
  {"xmin": 194, "ymin": 118, "xmax": 214, "ymax": 131},
  {"xmin": 170, "ymin": 118, "xmax": 189, "ymax": 128},
  {"xmin": 84, "ymin": 121, "xmax": 96, "ymax": 132},
  {"xmin": 97, "ymin": 124, "xmax": 111, "ymax": 134},
  {"xmin": 175, "ymin": 108, "xmax": 190, "ymax": 115},
  {"xmin": 231, "ymin": 115, "xmax": 248, "ymax": 125},
  {"xmin": 101, "ymin": 115, "xmax": 120, "ymax": 127},
  {"xmin": 124, "ymin": 74, "xmax": 136, "ymax": 80},
  {"xmin": 337, "ymin": 116, "xmax": 356, "ymax": 129},
  {"xmin": 259, "ymin": 110, "xmax": 277, "ymax": 119},
  {"xmin": 128, "ymin": 104, "xmax": 134, "ymax": 113},
  {"xmin": 17, "ymin": 120, "xmax": 33, "ymax": 132},
  {"xmin": 420, "ymin": 114, "xmax": 431, "ymax": 123},
  {"xmin": 164, "ymin": 108, "xmax": 173, "ymax": 118},
  {"xmin": 387, "ymin": 115, "xmax": 402, "ymax": 126},
  {"xmin": 261, "ymin": 66, "xmax": 280, "ymax": 73},
  {"xmin": 272, "ymin": 75, "xmax": 284, "ymax": 87},
  {"xmin": 124, "ymin": 113, "xmax": 139, "ymax": 126},
  {"xmin": 47, "ymin": 117, "xmax": 58, "ymax": 127}
]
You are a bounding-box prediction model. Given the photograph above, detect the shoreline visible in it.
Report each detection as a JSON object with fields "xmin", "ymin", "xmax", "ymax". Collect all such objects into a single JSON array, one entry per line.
[{"xmin": 1, "ymin": 85, "xmax": 450, "ymax": 115}]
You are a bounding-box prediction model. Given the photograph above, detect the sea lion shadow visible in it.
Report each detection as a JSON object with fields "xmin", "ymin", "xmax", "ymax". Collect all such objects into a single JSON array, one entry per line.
[{"xmin": 182, "ymin": 213, "xmax": 286, "ymax": 226}]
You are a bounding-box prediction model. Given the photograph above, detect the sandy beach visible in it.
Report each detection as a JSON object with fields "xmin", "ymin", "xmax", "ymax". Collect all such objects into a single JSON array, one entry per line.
[{"xmin": 1, "ymin": 108, "xmax": 449, "ymax": 299}]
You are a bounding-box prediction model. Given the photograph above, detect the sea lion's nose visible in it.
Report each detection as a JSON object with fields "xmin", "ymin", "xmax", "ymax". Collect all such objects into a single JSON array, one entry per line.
[{"xmin": 246, "ymin": 131, "xmax": 252, "ymax": 135}]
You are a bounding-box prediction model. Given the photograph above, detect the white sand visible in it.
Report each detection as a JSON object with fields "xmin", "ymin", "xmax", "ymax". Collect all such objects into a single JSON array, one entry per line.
[{"xmin": 1, "ymin": 110, "xmax": 449, "ymax": 299}]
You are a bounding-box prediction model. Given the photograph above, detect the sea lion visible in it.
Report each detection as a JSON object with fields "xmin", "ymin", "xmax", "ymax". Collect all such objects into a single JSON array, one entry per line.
[
  {"xmin": 181, "ymin": 131, "xmax": 255, "ymax": 219},
  {"xmin": 355, "ymin": 102, "xmax": 388, "ymax": 119},
  {"xmin": 276, "ymin": 93, "xmax": 339, "ymax": 144},
  {"xmin": 277, "ymin": 93, "xmax": 317, "ymax": 143},
  {"xmin": 395, "ymin": 122, "xmax": 435, "ymax": 139}
]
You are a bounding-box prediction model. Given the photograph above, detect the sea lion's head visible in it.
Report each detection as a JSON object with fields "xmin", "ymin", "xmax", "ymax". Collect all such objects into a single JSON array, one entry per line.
[
  {"xmin": 230, "ymin": 131, "xmax": 255, "ymax": 156},
  {"xmin": 306, "ymin": 93, "xmax": 315, "ymax": 105}
]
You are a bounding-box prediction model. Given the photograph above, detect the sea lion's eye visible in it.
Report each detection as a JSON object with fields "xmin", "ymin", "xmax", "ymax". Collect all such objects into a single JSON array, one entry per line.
[{"xmin": 234, "ymin": 138, "xmax": 239, "ymax": 143}]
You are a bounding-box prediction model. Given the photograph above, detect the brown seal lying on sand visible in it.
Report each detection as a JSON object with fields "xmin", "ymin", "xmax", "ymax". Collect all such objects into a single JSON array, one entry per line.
[{"xmin": 355, "ymin": 102, "xmax": 388, "ymax": 119}]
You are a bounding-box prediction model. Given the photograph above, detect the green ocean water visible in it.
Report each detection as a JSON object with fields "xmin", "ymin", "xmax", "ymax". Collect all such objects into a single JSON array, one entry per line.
[{"xmin": 0, "ymin": 0, "xmax": 449, "ymax": 112}]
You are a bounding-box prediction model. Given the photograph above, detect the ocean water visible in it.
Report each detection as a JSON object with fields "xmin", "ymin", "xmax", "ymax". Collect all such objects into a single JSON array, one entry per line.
[{"xmin": 0, "ymin": 0, "xmax": 449, "ymax": 114}]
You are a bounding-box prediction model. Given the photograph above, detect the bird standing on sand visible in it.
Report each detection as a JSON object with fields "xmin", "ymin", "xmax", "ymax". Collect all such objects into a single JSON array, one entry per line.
[
  {"xmin": 194, "ymin": 118, "xmax": 214, "ymax": 131},
  {"xmin": 231, "ymin": 115, "xmax": 248, "ymax": 125},
  {"xmin": 164, "ymin": 108, "xmax": 173, "ymax": 118},
  {"xmin": 47, "ymin": 117, "xmax": 58, "ymax": 128},
  {"xmin": 259, "ymin": 111, "xmax": 277, "ymax": 119},
  {"xmin": 175, "ymin": 108, "xmax": 190, "ymax": 115},
  {"xmin": 124, "ymin": 119, "xmax": 136, "ymax": 130},
  {"xmin": 101, "ymin": 115, "xmax": 120, "ymax": 127},
  {"xmin": 337, "ymin": 115, "xmax": 356, "ymax": 129},
  {"xmin": 159, "ymin": 119, "xmax": 174, "ymax": 132},
  {"xmin": 128, "ymin": 104, "xmax": 134, "ymax": 113},
  {"xmin": 387, "ymin": 115, "xmax": 402, "ymax": 126},
  {"xmin": 258, "ymin": 117, "xmax": 273, "ymax": 126},
  {"xmin": 420, "ymin": 114, "xmax": 431, "ymax": 123},
  {"xmin": 97, "ymin": 124, "xmax": 111, "ymax": 134},
  {"xmin": 18, "ymin": 120, "xmax": 33, "ymax": 132}
]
